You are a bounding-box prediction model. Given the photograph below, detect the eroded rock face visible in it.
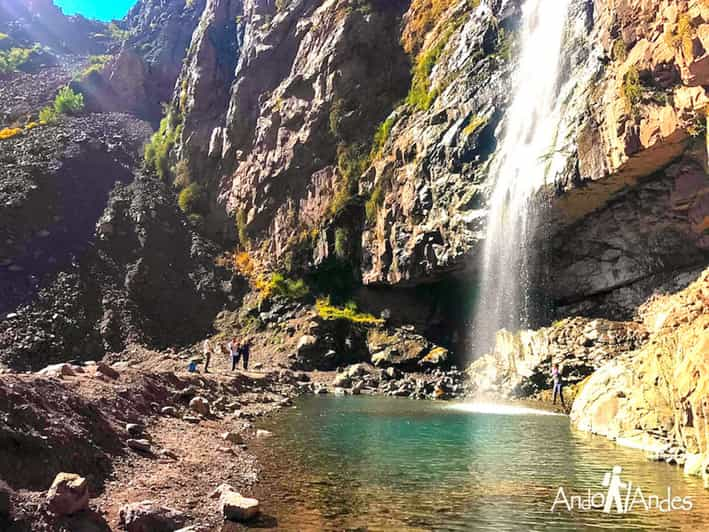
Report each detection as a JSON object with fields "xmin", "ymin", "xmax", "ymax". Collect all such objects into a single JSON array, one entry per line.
[
  {"xmin": 361, "ymin": 0, "xmax": 522, "ymax": 285},
  {"xmin": 466, "ymin": 316, "xmax": 647, "ymax": 398},
  {"xmin": 0, "ymin": 177, "xmax": 240, "ymax": 370},
  {"xmin": 167, "ymin": 0, "xmax": 705, "ymax": 321},
  {"xmin": 571, "ymin": 268, "xmax": 709, "ymax": 456},
  {"xmin": 551, "ymin": 0, "xmax": 709, "ymax": 226},
  {"xmin": 548, "ymin": 151, "xmax": 709, "ymax": 319},
  {"xmin": 83, "ymin": 0, "xmax": 207, "ymax": 123},
  {"xmin": 0, "ymin": 114, "xmax": 152, "ymax": 317},
  {"xmin": 219, "ymin": 0, "xmax": 411, "ymax": 260}
]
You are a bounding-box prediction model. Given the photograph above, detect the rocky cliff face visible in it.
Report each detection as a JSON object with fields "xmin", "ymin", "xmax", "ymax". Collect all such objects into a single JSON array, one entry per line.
[
  {"xmin": 80, "ymin": 0, "xmax": 207, "ymax": 123},
  {"xmin": 545, "ymin": 0, "xmax": 709, "ymax": 318},
  {"xmin": 166, "ymin": 0, "xmax": 706, "ymax": 324},
  {"xmin": 0, "ymin": 175, "xmax": 241, "ymax": 370},
  {"xmin": 1, "ymin": 0, "xmax": 706, "ymax": 369},
  {"xmin": 571, "ymin": 268, "xmax": 709, "ymax": 463}
]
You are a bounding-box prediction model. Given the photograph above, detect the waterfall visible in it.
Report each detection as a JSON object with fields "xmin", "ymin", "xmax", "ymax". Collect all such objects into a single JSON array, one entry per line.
[{"xmin": 471, "ymin": 0, "xmax": 573, "ymax": 356}]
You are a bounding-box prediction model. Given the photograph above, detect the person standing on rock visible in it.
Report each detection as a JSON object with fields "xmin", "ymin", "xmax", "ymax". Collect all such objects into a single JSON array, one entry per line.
[
  {"xmin": 203, "ymin": 339, "xmax": 212, "ymax": 373},
  {"xmin": 551, "ymin": 363, "xmax": 565, "ymax": 409},
  {"xmin": 241, "ymin": 339, "xmax": 251, "ymax": 371},
  {"xmin": 230, "ymin": 337, "xmax": 241, "ymax": 371}
]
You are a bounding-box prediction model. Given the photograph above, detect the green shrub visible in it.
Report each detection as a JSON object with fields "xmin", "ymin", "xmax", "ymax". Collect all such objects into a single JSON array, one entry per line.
[
  {"xmin": 622, "ymin": 66, "xmax": 641, "ymax": 111},
  {"xmin": 178, "ymin": 182, "xmax": 207, "ymax": 214},
  {"xmin": 39, "ymin": 106, "xmax": 58, "ymax": 124},
  {"xmin": 370, "ymin": 115, "xmax": 396, "ymax": 158},
  {"xmin": 256, "ymin": 273, "xmax": 309, "ymax": 301},
  {"xmin": 235, "ymin": 209, "xmax": 249, "ymax": 248},
  {"xmin": 173, "ymin": 159, "xmax": 191, "ymax": 189},
  {"xmin": 329, "ymin": 98, "xmax": 345, "ymax": 138},
  {"xmin": 612, "ymin": 39, "xmax": 627, "ymax": 62},
  {"xmin": 334, "ymin": 227, "xmax": 349, "ymax": 260},
  {"xmin": 365, "ymin": 182, "xmax": 384, "ymax": 223},
  {"xmin": 316, "ymin": 297, "xmax": 383, "ymax": 325},
  {"xmin": 37, "ymin": 86, "xmax": 84, "ymax": 124},
  {"xmin": 78, "ymin": 55, "xmax": 111, "ymax": 79},
  {"xmin": 0, "ymin": 46, "xmax": 35, "ymax": 74},
  {"xmin": 0, "ymin": 32, "xmax": 8, "ymax": 40},
  {"xmin": 144, "ymin": 108, "xmax": 182, "ymax": 181},
  {"xmin": 107, "ymin": 22, "xmax": 131, "ymax": 41},
  {"xmin": 53, "ymin": 86, "xmax": 84, "ymax": 115},
  {"xmin": 406, "ymin": 40, "xmax": 445, "ymax": 110},
  {"xmin": 330, "ymin": 143, "xmax": 369, "ymax": 216}
]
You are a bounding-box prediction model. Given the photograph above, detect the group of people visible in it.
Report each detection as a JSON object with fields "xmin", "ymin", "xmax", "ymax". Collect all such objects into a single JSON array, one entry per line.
[{"xmin": 196, "ymin": 337, "xmax": 252, "ymax": 373}]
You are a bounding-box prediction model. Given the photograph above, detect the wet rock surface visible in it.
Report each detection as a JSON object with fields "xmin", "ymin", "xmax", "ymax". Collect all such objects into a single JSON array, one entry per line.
[
  {"xmin": 571, "ymin": 268, "xmax": 709, "ymax": 464},
  {"xmin": 467, "ymin": 317, "xmax": 648, "ymax": 399}
]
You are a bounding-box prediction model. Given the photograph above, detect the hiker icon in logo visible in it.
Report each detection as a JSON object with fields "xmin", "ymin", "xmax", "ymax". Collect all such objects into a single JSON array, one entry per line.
[{"xmin": 602, "ymin": 465, "xmax": 628, "ymax": 514}]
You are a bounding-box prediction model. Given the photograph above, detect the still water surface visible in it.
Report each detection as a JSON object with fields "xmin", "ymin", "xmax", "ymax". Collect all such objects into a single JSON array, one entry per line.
[{"xmin": 252, "ymin": 396, "xmax": 709, "ymax": 531}]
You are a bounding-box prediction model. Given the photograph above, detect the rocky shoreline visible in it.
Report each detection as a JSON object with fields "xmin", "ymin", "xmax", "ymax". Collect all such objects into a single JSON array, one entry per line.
[{"xmin": 0, "ymin": 343, "xmax": 475, "ymax": 531}]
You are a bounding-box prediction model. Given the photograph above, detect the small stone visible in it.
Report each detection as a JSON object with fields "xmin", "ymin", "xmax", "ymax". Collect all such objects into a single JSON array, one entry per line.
[
  {"xmin": 37, "ymin": 363, "xmax": 75, "ymax": 378},
  {"xmin": 183, "ymin": 415, "xmax": 201, "ymax": 423},
  {"xmin": 220, "ymin": 490, "xmax": 260, "ymax": 522},
  {"xmin": 160, "ymin": 406, "xmax": 177, "ymax": 416},
  {"xmin": 96, "ymin": 362, "xmax": 120, "ymax": 379},
  {"xmin": 222, "ymin": 431, "xmax": 244, "ymax": 445},
  {"xmin": 255, "ymin": 429, "xmax": 272, "ymax": 439},
  {"xmin": 127, "ymin": 439, "xmax": 151, "ymax": 453},
  {"xmin": 119, "ymin": 501, "xmax": 187, "ymax": 532},
  {"xmin": 126, "ymin": 423, "xmax": 143, "ymax": 436},
  {"xmin": 209, "ymin": 483, "xmax": 234, "ymax": 499},
  {"xmin": 189, "ymin": 396, "xmax": 210, "ymax": 416},
  {"xmin": 46, "ymin": 473, "xmax": 89, "ymax": 515},
  {"xmin": 159, "ymin": 449, "xmax": 178, "ymax": 460}
]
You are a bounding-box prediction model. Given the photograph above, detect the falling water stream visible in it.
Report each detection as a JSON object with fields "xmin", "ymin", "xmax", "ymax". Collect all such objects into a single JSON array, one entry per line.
[{"xmin": 471, "ymin": 0, "xmax": 573, "ymax": 356}]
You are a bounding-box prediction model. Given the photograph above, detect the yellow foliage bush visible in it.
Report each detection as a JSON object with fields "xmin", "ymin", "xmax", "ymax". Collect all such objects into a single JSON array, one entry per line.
[
  {"xmin": 402, "ymin": 0, "xmax": 458, "ymax": 55},
  {"xmin": 315, "ymin": 298, "xmax": 384, "ymax": 325},
  {"xmin": 234, "ymin": 251, "xmax": 255, "ymax": 277},
  {"xmin": 0, "ymin": 127, "xmax": 22, "ymax": 140},
  {"xmin": 255, "ymin": 273, "xmax": 309, "ymax": 301}
]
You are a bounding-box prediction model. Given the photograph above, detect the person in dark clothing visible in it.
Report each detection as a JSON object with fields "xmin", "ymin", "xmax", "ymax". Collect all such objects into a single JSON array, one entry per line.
[
  {"xmin": 241, "ymin": 340, "xmax": 250, "ymax": 370},
  {"xmin": 551, "ymin": 363, "xmax": 565, "ymax": 408},
  {"xmin": 229, "ymin": 337, "xmax": 240, "ymax": 371}
]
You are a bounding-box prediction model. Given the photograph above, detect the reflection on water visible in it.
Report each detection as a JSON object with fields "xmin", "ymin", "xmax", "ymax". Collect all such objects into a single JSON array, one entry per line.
[{"xmin": 252, "ymin": 396, "xmax": 709, "ymax": 531}]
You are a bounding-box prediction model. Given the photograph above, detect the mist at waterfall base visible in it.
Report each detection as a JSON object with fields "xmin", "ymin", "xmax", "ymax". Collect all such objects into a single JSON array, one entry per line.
[{"xmin": 470, "ymin": 0, "xmax": 573, "ymax": 357}]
